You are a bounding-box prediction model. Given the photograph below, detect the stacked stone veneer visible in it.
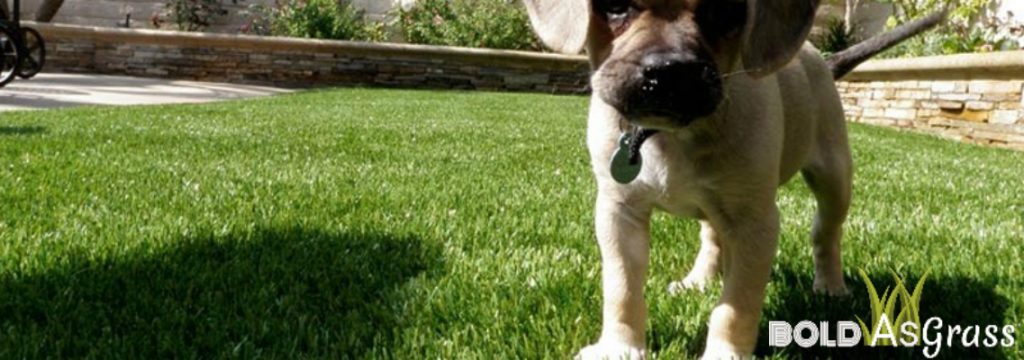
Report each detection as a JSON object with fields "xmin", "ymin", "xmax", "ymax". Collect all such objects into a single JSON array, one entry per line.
[
  {"xmin": 30, "ymin": 23, "xmax": 1024, "ymax": 150},
  {"xmin": 838, "ymin": 52, "xmax": 1024, "ymax": 151},
  {"xmin": 35, "ymin": 23, "xmax": 590, "ymax": 94},
  {"xmin": 837, "ymin": 79, "xmax": 1024, "ymax": 149}
]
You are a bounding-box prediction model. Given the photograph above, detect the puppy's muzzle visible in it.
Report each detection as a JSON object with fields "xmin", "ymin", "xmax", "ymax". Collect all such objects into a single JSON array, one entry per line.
[{"xmin": 624, "ymin": 53, "xmax": 723, "ymax": 127}]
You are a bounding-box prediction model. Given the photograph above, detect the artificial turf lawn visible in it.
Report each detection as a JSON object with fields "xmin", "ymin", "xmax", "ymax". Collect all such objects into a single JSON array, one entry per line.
[{"xmin": 0, "ymin": 88, "xmax": 1021, "ymax": 358}]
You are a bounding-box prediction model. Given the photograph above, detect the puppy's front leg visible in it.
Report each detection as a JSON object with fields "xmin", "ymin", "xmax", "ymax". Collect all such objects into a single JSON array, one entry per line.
[
  {"xmin": 577, "ymin": 195, "xmax": 651, "ymax": 360},
  {"xmin": 702, "ymin": 205, "xmax": 780, "ymax": 359}
]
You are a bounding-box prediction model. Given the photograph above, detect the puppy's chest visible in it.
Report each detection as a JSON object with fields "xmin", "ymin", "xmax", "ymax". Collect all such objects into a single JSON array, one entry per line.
[
  {"xmin": 639, "ymin": 138, "xmax": 713, "ymax": 218},
  {"xmin": 588, "ymin": 117, "xmax": 724, "ymax": 219}
]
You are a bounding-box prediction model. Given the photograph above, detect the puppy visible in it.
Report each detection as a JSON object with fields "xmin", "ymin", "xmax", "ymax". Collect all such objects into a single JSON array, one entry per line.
[{"xmin": 521, "ymin": 0, "xmax": 944, "ymax": 358}]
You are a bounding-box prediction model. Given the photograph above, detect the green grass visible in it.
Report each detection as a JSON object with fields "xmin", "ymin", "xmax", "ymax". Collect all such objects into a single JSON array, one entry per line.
[{"xmin": 1, "ymin": 88, "xmax": 1021, "ymax": 358}]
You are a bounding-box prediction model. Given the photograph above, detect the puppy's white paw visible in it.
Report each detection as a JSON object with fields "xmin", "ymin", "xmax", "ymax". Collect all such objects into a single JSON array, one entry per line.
[
  {"xmin": 668, "ymin": 273, "xmax": 714, "ymax": 295},
  {"xmin": 575, "ymin": 342, "xmax": 646, "ymax": 360}
]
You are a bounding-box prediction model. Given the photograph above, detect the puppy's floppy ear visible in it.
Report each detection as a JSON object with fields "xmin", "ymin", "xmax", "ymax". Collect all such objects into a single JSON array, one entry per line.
[
  {"xmin": 742, "ymin": 0, "xmax": 820, "ymax": 78},
  {"xmin": 522, "ymin": 0, "xmax": 590, "ymax": 54}
]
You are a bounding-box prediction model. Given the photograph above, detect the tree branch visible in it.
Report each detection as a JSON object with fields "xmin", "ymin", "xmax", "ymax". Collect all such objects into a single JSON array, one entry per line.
[
  {"xmin": 35, "ymin": 0, "xmax": 66, "ymax": 22},
  {"xmin": 0, "ymin": 0, "xmax": 10, "ymax": 20}
]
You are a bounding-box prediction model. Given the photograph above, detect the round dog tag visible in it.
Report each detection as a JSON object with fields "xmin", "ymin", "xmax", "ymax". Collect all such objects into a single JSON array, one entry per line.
[{"xmin": 610, "ymin": 133, "xmax": 642, "ymax": 184}]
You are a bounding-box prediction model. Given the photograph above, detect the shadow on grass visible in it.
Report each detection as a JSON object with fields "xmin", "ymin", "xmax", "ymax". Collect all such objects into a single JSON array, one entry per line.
[
  {"xmin": 0, "ymin": 227, "xmax": 441, "ymax": 358},
  {"xmin": 0, "ymin": 126, "xmax": 46, "ymax": 136},
  {"xmin": 757, "ymin": 266, "xmax": 1010, "ymax": 359}
]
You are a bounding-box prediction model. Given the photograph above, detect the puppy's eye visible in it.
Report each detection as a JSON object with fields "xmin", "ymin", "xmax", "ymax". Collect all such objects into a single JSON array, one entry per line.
[
  {"xmin": 595, "ymin": 0, "xmax": 637, "ymax": 35},
  {"xmin": 604, "ymin": 0, "xmax": 631, "ymax": 15},
  {"xmin": 595, "ymin": 0, "xmax": 633, "ymax": 17},
  {"xmin": 696, "ymin": 0, "xmax": 748, "ymax": 41}
]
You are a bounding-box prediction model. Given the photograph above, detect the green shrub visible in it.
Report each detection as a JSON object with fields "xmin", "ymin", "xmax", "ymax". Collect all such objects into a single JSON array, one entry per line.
[
  {"xmin": 814, "ymin": 17, "xmax": 859, "ymax": 56},
  {"xmin": 398, "ymin": 0, "xmax": 540, "ymax": 50},
  {"xmin": 242, "ymin": 0, "xmax": 385, "ymax": 42},
  {"xmin": 240, "ymin": 3, "xmax": 274, "ymax": 35},
  {"xmin": 156, "ymin": 0, "xmax": 241, "ymax": 32},
  {"xmin": 878, "ymin": 0, "xmax": 1020, "ymax": 57}
]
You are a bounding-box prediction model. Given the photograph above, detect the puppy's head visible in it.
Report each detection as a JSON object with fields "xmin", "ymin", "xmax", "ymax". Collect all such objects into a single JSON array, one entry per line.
[{"xmin": 524, "ymin": 0, "xmax": 819, "ymax": 129}]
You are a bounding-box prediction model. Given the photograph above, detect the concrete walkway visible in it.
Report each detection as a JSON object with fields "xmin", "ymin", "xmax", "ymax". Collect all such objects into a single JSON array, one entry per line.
[{"xmin": 0, "ymin": 73, "xmax": 292, "ymax": 111}]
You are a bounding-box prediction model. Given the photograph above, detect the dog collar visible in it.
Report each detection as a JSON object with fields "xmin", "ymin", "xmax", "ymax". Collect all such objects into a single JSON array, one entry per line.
[{"xmin": 610, "ymin": 127, "xmax": 658, "ymax": 184}]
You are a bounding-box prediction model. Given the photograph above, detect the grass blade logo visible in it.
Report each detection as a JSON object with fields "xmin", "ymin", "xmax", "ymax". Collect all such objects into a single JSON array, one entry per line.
[
  {"xmin": 855, "ymin": 268, "xmax": 929, "ymax": 347},
  {"xmin": 769, "ymin": 268, "xmax": 1017, "ymax": 358}
]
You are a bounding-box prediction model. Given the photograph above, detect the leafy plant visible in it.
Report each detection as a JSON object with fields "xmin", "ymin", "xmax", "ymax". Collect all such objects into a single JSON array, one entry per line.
[
  {"xmin": 239, "ymin": 3, "xmax": 275, "ymax": 35},
  {"xmin": 877, "ymin": 0, "xmax": 1019, "ymax": 57},
  {"xmin": 975, "ymin": 10, "xmax": 1024, "ymax": 52},
  {"xmin": 398, "ymin": 0, "xmax": 540, "ymax": 50},
  {"xmin": 154, "ymin": 0, "xmax": 241, "ymax": 32},
  {"xmin": 856, "ymin": 268, "xmax": 930, "ymax": 346},
  {"xmin": 815, "ymin": 16, "xmax": 859, "ymax": 56},
  {"xmin": 241, "ymin": 0, "xmax": 385, "ymax": 41}
]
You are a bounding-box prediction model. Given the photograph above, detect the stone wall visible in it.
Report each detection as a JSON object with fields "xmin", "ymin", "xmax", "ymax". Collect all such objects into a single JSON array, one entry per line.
[
  {"xmin": 29, "ymin": 23, "xmax": 1024, "ymax": 150},
  {"xmin": 838, "ymin": 51, "xmax": 1024, "ymax": 151},
  {"xmin": 35, "ymin": 23, "xmax": 590, "ymax": 93}
]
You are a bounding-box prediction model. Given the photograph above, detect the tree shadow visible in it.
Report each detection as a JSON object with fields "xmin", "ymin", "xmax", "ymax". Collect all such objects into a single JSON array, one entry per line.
[
  {"xmin": 0, "ymin": 126, "xmax": 46, "ymax": 136},
  {"xmin": 0, "ymin": 227, "xmax": 441, "ymax": 358},
  {"xmin": 758, "ymin": 266, "xmax": 1010, "ymax": 359}
]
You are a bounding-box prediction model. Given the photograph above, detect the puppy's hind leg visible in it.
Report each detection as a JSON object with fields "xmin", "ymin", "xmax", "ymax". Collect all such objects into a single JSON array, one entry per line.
[
  {"xmin": 800, "ymin": 147, "xmax": 852, "ymax": 296},
  {"xmin": 669, "ymin": 220, "xmax": 722, "ymax": 294}
]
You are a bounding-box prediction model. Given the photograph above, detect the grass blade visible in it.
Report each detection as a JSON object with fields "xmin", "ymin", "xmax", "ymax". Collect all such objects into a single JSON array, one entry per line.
[
  {"xmin": 858, "ymin": 268, "xmax": 884, "ymax": 327},
  {"xmin": 856, "ymin": 315, "xmax": 873, "ymax": 346}
]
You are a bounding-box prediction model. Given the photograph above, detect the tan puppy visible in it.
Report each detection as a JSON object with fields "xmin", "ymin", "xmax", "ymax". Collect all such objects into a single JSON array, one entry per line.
[{"xmin": 521, "ymin": 0, "xmax": 944, "ymax": 358}]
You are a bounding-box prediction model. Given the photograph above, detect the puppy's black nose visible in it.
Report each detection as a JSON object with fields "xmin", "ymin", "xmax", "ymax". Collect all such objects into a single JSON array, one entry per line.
[
  {"xmin": 641, "ymin": 53, "xmax": 701, "ymax": 83},
  {"xmin": 630, "ymin": 53, "xmax": 722, "ymax": 124}
]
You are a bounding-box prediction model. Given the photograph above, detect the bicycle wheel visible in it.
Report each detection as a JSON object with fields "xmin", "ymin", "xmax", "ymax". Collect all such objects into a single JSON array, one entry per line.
[
  {"xmin": 17, "ymin": 27, "xmax": 44, "ymax": 79},
  {"xmin": 0, "ymin": 26, "xmax": 19, "ymax": 86}
]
